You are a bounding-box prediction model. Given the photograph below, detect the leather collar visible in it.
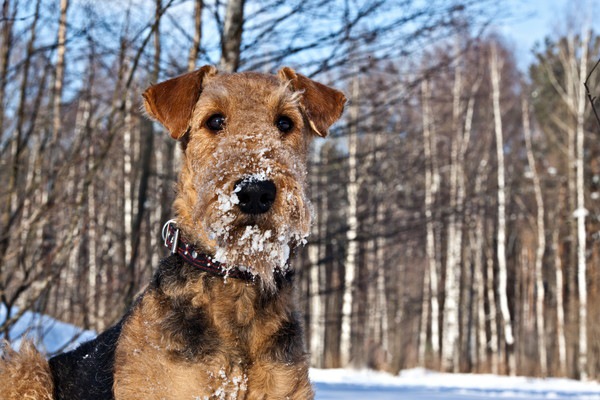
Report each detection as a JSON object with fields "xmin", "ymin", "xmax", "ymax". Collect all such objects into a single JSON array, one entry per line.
[{"xmin": 161, "ymin": 220, "xmax": 291, "ymax": 281}]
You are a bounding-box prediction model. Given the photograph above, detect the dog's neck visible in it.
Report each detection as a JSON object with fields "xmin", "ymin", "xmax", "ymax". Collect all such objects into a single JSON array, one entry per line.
[
  {"xmin": 138, "ymin": 254, "xmax": 303, "ymax": 374},
  {"xmin": 162, "ymin": 220, "xmax": 293, "ymax": 285}
]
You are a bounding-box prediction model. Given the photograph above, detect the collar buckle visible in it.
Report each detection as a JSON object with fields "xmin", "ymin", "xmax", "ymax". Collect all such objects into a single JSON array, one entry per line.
[{"xmin": 161, "ymin": 219, "xmax": 180, "ymax": 255}]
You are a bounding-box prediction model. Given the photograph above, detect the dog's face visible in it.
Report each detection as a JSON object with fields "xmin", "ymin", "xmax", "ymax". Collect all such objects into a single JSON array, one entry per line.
[{"xmin": 143, "ymin": 66, "xmax": 345, "ymax": 288}]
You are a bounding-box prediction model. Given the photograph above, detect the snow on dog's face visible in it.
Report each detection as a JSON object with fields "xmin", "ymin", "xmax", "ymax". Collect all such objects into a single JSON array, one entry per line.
[
  {"xmin": 199, "ymin": 131, "xmax": 310, "ymax": 283},
  {"xmin": 142, "ymin": 66, "xmax": 346, "ymax": 289}
]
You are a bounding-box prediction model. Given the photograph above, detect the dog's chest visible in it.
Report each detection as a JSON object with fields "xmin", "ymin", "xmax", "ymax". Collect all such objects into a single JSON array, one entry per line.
[
  {"xmin": 113, "ymin": 352, "xmax": 312, "ymax": 400},
  {"xmin": 115, "ymin": 351, "xmax": 250, "ymax": 399},
  {"xmin": 112, "ymin": 282, "xmax": 313, "ymax": 399}
]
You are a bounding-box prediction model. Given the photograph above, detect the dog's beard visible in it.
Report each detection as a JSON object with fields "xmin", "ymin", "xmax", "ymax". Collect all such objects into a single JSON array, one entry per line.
[{"xmin": 204, "ymin": 182, "xmax": 310, "ymax": 290}]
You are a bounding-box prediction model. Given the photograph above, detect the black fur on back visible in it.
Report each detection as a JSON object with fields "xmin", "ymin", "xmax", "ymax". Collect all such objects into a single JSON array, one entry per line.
[{"xmin": 48, "ymin": 319, "xmax": 124, "ymax": 400}]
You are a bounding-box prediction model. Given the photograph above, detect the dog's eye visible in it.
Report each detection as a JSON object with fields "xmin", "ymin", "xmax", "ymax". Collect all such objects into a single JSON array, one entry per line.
[
  {"xmin": 276, "ymin": 116, "xmax": 294, "ymax": 133},
  {"xmin": 206, "ymin": 114, "xmax": 225, "ymax": 131}
]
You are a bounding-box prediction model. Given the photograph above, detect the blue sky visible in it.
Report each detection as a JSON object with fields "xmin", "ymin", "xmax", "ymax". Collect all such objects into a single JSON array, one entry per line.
[{"xmin": 496, "ymin": 0, "xmax": 595, "ymax": 71}]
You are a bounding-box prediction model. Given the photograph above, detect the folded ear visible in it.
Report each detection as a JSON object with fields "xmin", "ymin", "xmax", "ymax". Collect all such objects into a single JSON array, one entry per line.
[
  {"xmin": 278, "ymin": 67, "xmax": 346, "ymax": 137},
  {"xmin": 143, "ymin": 65, "xmax": 218, "ymax": 139}
]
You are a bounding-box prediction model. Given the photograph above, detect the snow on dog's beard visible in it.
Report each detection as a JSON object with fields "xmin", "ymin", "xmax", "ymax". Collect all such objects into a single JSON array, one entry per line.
[{"xmin": 197, "ymin": 133, "xmax": 311, "ymax": 290}]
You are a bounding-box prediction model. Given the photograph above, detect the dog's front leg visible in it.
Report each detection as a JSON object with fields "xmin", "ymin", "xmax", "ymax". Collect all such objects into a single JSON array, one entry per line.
[{"xmin": 246, "ymin": 362, "xmax": 314, "ymax": 399}]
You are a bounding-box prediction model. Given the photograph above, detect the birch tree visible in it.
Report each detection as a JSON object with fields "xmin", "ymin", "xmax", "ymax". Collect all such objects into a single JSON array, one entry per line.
[
  {"xmin": 340, "ymin": 75, "xmax": 359, "ymax": 367},
  {"xmin": 522, "ymin": 96, "xmax": 547, "ymax": 376},
  {"xmin": 308, "ymin": 148, "xmax": 324, "ymax": 367},
  {"xmin": 125, "ymin": 0, "xmax": 163, "ymax": 307},
  {"xmin": 574, "ymin": 29, "xmax": 590, "ymax": 380},
  {"xmin": 490, "ymin": 41, "xmax": 515, "ymax": 375},
  {"xmin": 442, "ymin": 51, "xmax": 464, "ymax": 372},
  {"xmin": 457, "ymin": 74, "xmax": 479, "ymax": 371},
  {"xmin": 366, "ymin": 97, "xmax": 389, "ymax": 370},
  {"xmin": 53, "ymin": 0, "xmax": 71, "ymax": 316},
  {"xmin": 420, "ymin": 77, "xmax": 440, "ymax": 367},
  {"xmin": 471, "ymin": 154, "xmax": 491, "ymax": 372}
]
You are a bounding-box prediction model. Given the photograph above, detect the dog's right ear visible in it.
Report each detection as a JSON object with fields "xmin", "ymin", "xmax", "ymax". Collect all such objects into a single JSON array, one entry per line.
[{"xmin": 143, "ymin": 65, "xmax": 218, "ymax": 139}]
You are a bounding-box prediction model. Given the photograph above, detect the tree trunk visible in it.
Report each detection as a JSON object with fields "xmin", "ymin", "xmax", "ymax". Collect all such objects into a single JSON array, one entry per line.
[
  {"xmin": 458, "ymin": 80, "xmax": 478, "ymax": 372},
  {"xmin": 52, "ymin": 0, "xmax": 69, "ymax": 141},
  {"xmin": 308, "ymin": 148, "xmax": 324, "ymax": 367},
  {"xmin": 420, "ymin": 78, "xmax": 440, "ymax": 367},
  {"xmin": 564, "ymin": 34, "xmax": 579, "ymax": 380},
  {"xmin": 125, "ymin": 0, "xmax": 162, "ymax": 308},
  {"xmin": 188, "ymin": 0, "xmax": 203, "ymax": 72},
  {"xmin": 368, "ymin": 124, "xmax": 388, "ymax": 370},
  {"xmin": 219, "ymin": 0, "xmax": 245, "ymax": 72},
  {"xmin": 341, "ymin": 75, "xmax": 359, "ymax": 367},
  {"xmin": 575, "ymin": 29, "xmax": 590, "ymax": 380},
  {"xmin": 85, "ymin": 102, "xmax": 98, "ymax": 329},
  {"xmin": 123, "ymin": 92, "xmax": 134, "ymax": 309},
  {"xmin": 374, "ymin": 211, "xmax": 388, "ymax": 368},
  {"xmin": 553, "ymin": 214, "xmax": 567, "ymax": 375},
  {"xmin": 471, "ymin": 154, "xmax": 489, "ymax": 372},
  {"xmin": 490, "ymin": 42, "xmax": 515, "ymax": 375},
  {"xmin": 0, "ymin": 0, "xmax": 28, "ymax": 274},
  {"xmin": 322, "ymin": 145, "xmax": 342, "ymax": 368},
  {"xmin": 442, "ymin": 55, "xmax": 463, "ymax": 372},
  {"xmin": 0, "ymin": 0, "xmax": 16, "ymax": 145},
  {"xmin": 522, "ymin": 97, "xmax": 547, "ymax": 376}
]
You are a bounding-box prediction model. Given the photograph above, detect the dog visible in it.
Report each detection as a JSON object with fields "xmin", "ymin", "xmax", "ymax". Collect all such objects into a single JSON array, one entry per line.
[{"xmin": 0, "ymin": 65, "xmax": 346, "ymax": 399}]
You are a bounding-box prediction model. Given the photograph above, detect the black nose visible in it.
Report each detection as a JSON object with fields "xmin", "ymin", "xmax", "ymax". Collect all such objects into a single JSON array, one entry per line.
[{"xmin": 235, "ymin": 179, "xmax": 276, "ymax": 214}]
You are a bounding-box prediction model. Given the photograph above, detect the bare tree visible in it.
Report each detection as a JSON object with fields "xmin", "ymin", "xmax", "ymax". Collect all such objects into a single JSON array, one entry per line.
[
  {"xmin": 419, "ymin": 77, "xmax": 440, "ymax": 367},
  {"xmin": 340, "ymin": 74, "xmax": 360, "ymax": 367},
  {"xmin": 522, "ymin": 96, "xmax": 547, "ymax": 376},
  {"xmin": 308, "ymin": 148, "xmax": 324, "ymax": 367},
  {"xmin": 574, "ymin": 29, "xmax": 591, "ymax": 380},
  {"xmin": 490, "ymin": 40, "xmax": 515, "ymax": 375},
  {"xmin": 441, "ymin": 47, "xmax": 464, "ymax": 372}
]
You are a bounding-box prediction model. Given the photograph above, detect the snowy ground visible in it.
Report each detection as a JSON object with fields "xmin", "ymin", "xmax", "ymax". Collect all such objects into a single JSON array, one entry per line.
[
  {"xmin": 3, "ymin": 305, "xmax": 600, "ymax": 399},
  {"xmin": 311, "ymin": 368, "xmax": 600, "ymax": 399},
  {"xmin": 0, "ymin": 304, "xmax": 96, "ymax": 354}
]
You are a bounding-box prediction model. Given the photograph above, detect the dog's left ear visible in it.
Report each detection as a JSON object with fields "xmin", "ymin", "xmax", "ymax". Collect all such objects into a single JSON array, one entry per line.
[
  {"xmin": 143, "ymin": 65, "xmax": 218, "ymax": 139},
  {"xmin": 278, "ymin": 67, "xmax": 346, "ymax": 137}
]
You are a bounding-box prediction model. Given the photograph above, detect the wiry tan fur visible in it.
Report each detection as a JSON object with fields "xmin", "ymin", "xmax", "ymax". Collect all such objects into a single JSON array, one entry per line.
[
  {"xmin": 0, "ymin": 341, "xmax": 54, "ymax": 400},
  {"xmin": 114, "ymin": 276, "xmax": 313, "ymax": 399},
  {"xmin": 0, "ymin": 66, "xmax": 345, "ymax": 399}
]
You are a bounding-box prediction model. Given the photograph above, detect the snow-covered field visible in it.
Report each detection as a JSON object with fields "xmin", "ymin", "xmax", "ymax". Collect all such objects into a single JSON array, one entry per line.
[
  {"xmin": 311, "ymin": 368, "xmax": 600, "ymax": 399},
  {"xmin": 0, "ymin": 304, "xmax": 96, "ymax": 354},
  {"xmin": 3, "ymin": 305, "xmax": 600, "ymax": 399}
]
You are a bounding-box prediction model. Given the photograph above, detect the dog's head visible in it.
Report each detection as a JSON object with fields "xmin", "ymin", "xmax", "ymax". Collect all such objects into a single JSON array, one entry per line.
[{"xmin": 143, "ymin": 66, "xmax": 346, "ymax": 289}]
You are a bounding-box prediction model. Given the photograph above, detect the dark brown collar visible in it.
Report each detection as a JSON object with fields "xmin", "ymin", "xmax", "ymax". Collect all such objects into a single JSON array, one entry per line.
[{"xmin": 161, "ymin": 220, "xmax": 290, "ymax": 281}]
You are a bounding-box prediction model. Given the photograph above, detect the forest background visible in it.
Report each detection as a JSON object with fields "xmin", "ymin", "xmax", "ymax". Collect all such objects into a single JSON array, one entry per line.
[{"xmin": 1, "ymin": 0, "xmax": 599, "ymax": 381}]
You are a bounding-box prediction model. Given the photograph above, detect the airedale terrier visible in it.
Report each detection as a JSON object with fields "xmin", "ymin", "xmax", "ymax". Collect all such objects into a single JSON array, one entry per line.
[{"xmin": 0, "ymin": 66, "xmax": 345, "ymax": 399}]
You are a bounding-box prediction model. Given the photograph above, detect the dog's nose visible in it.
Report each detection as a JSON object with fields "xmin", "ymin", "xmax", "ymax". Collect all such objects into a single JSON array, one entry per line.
[{"xmin": 235, "ymin": 179, "xmax": 276, "ymax": 214}]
